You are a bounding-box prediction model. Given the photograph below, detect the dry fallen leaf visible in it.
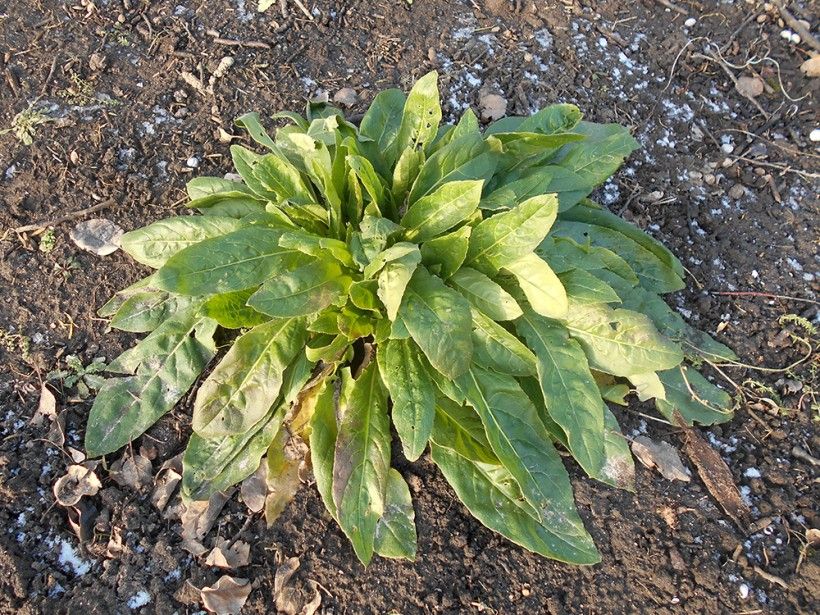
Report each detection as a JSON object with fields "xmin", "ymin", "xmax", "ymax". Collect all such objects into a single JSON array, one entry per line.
[
  {"xmin": 735, "ymin": 76, "xmax": 764, "ymax": 98},
  {"xmin": 240, "ymin": 460, "xmax": 267, "ymax": 514},
  {"xmin": 631, "ymin": 436, "xmax": 690, "ymax": 482},
  {"xmin": 274, "ymin": 557, "xmax": 302, "ymax": 615},
  {"xmin": 301, "ymin": 581, "xmax": 322, "ymax": 615},
  {"xmin": 53, "ymin": 462, "xmax": 102, "ymax": 507},
  {"xmin": 676, "ymin": 415, "xmax": 752, "ymax": 530},
  {"xmin": 181, "ymin": 489, "xmax": 234, "ymax": 555},
  {"xmin": 31, "ymin": 383, "xmax": 57, "ymax": 427},
  {"xmin": 333, "ymin": 87, "xmax": 357, "ymax": 107},
  {"xmin": 110, "ymin": 452, "xmax": 153, "ymax": 492},
  {"xmin": 806, "ymin": 528, "xmax": 820, "ymax": 547},
  {"xmin": 66, "ymin": 498, "xmax": 99, "ymax": 543},
  {"xmin": 200, "ymin": 575, "xmax": 252, "ymax": 615},
  {"xmin": 800, "ymin": 55, "xmax": 820, "ymax": 78},
  {"xmin": 205, "ymin": 539, "xmax": 251, "ymax": 570},
  {"xmin": 152, "ymin": 453, "xmax": 183, "ymax": 512},
  {"xmin": 69, "ymin": 218, "xmax": 123, "ymax": 256},
  {"xmin": 479, "ymin": 93, "xmax": 507, "ymax": 121},
  {"xmin": 106, "ymin": 526, "xmax": 124, "ymax": 558}
]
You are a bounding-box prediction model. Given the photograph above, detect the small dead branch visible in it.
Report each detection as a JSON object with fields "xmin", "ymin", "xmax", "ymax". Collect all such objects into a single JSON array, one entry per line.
[
  {"xmin": 776, "ymin": 2, "xmax": 820, "ymax": 52},
  {"xmin": 9, "ymin": 199, "xmax": 116, "ymax": 235},
  {"xmin": 653, "ymin": 0, "xmax": 688, "ymax": 16}
]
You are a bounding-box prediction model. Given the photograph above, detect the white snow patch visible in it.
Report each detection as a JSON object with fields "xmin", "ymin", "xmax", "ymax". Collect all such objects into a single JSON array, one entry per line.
[
  {"xmin": 58, "ymin": 539, "xmax": 92, "ymax": 575},
  {"xmin": 127, "ymin": 591, "xmax": 151, "ymax": 610}
]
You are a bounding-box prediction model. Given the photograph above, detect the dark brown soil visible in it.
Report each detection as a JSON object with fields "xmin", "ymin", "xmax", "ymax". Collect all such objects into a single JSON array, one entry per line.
[{"xmin": 1, "ymin": 1, "xmax": 818, "ymax": 614}]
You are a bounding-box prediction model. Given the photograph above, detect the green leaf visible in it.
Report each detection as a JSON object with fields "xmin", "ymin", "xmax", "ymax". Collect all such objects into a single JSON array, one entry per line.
[
  {"xmin": 86, "ymin": 311, "xmax": 217, "ymax": 457},
  {"xmin": 519, "ymin": 103, "xmax": 583, "ymax": 133},
  {"xmin": 401, "ymin": 179, "xmax": 482, "ymax": 241},
  {"xmin": 553, "ymin": 122, "xmax": 639, "ymax": 189},
  {"xmin": 359, "ymin": 89, "xmax": 406, "ymax": 174},
  {"xmin": 450, "ymin": 267, "xmax": 522, "ymax": 321},
  {"xmin": 348, "ymin": 155, "xmax": 388, "ymax": 209},
  {"xmin": 192, "ymin": 318, "xmax": 307, "ymax": 437},
  {"xmin": 248, "ymin": 259, "xmax": 352, "ymax": 318},
  {"xmin": 376, "ymin": 247, "xmax": 421, "ymax": 321},
  {"xmin": 230, "ymin": 145, "xmax": 280, "ymax": 201},
  {"xmin": 480, "ymin": 167, "xmax": 555, "ymax": 211},
  {"xmin": 363, "ymin": 242, "xmax": 419, "ymax": 279},
  {"xmin": 563, "ymin": 302, "xmax": 684, "ymax": 377},
  {"xmin": 471, "ymin": 309, "xmax": 536, "ymax": 376},
  {"xmin": 182, "ymin": 404, "xmax": 284, "ymax": 501},
  {"xmin": 394, "ymin": 71, "xmax": 441, "ymax": 155},
  {"xmin": 409, "ymin": 132, "xmax": 499, "ymax": 204},
  {"xmin": 517, "ymin": 314, "xmax": 607, "ymax": 484},
  {"xmin": 502, "ymin": 253, "xmax": 568, "ymax": 319},
  {"xmin": 430, "ymin": 412, "xmax": 599, "ymax": 564},
  {"xmin": 309, "ymin": 378, "xmax": 338, "ymax": 520},
  {"xmin": 628, "ymin": 371, "xmax": 666, "ymax": 402},
  {"xmin": 377, "ymin": 338, "xmax": 435, "ymax": 461},
  {"xmin": 419, "ymin": 226, "xmax": 471, "ymax": 279},
  {"xmin": 457, "ymin": 365, "xmax": 592, "ymax": 539},
  {"xmin": 391, "ymin": 146, "xmax": 424, "ymax": 208},
  {"xmin": 398, "ymin": 267, "xmax": 473, "ymax": 379},
  {"xmin": 235, "ymin": 111, "xmax": 279, "ymax": 151},
  {"xmin": 154, "ymin": 227, "xmax": 310, "ymax": 296},
  {"xmin": 374, "ymin": 469, "xmax": 417, "ymax": 561},
  {"xmin": 278, "ymin": 230, "xmax": 355, "ymax": 268},
  {"xmin": 253, "ymin": 153, "xmax": 314, "ymax": 204},
  {"xmin": 109, "ymin": 290, "xmax": 199, "ymax": 333},
  {"xmin": 120, "ymin": 216, "xmax": 244, "ymax": 269},
  {"xmin": 601, "ymin": 408, "xmax": 635, "ymax": 490},
  {"xmin": 656, "ymin": 365, "xmax": 733, "ymax": 426},
  {"xmin": 467, "ymin": 194, "xmax": 558, "ymax": 272},
  {"xmin": 186, "ymin": 176, "xmax": 258, "ymax": 204},
  {"xmin": 558, "ymin": 269, "xmax": 620, "ymax": 305},
  {"xmin": 203, "ymin": 288, "xmax": 271, "ymax": 329},
  {"xmin": 332, "ymin": 362, "xmax": 391, "ymax": 565}
]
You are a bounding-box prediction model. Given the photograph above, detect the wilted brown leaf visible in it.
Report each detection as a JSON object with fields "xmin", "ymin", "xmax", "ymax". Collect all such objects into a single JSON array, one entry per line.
[
  {"xmin": 54, "ymin": 462, "xmax": 102, "ymax": 507},
  {"xmin": 152, "ymin": 454, "xmax": 183, "ymax": 512},
  {"xmin": 31, "ymin": 383, "xmax": 57, "ymax": 427},
  {"xmin": 205, "ymin": 539, "xmax": 251, "ymax": 570},
  {"xmin": 240, "ymin": 460, "xmax": 267, "ymax": 514},
  {"xmin": 69, "ymin": 218, "xmax": 123, "ymax": 256},
  {"xmin": 181, "ymin": 489, "xmax": 234, "ymax": 555},
  {"xmin": 110, "ymin": 452, "xmax": 153, "ymax": 492},
  {"xmin": 264, "ymin": 431, "xmax": 307, "ymax": 527},
  {"xmin": 200, "ymin": 575, "xmax": 252, "ymax": 615},
  {"xmin": 736, "ymin": 76, "xmax": 764, "ymax": 98},
  {"xmin": 631, "ymin": 436, "xmax": 690, "ymax": 482},
  {"xmin": 274, "ymin": 557, "xmax": 301, "ymax": 615}
]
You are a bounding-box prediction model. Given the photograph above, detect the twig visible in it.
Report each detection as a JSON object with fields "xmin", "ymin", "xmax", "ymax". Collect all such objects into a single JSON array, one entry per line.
[
  {"xmin": 693, "ymin": 50, "xmax": 769, "ymax": 119},
  {"xmin": 726, "ymin": 155, "xmax": 819, "ymax": 181},
  {"xmin": 291, "ymin": 0, "xmax": 314, "ymax": 20},
  {"xmin": 710, "ymin": 290, "xmax": 819, "ymax": 305},
  {"xmin": 40, "ymin": 54, "xmax": 59, "ymax": 96},
  {"xmin": 776, "ymin": 2, "xmax": 820, "ymax": 52},
  {"xmin": 10, "ymin": 199, "xmax": 116, "ymax": 234},
  {"xmin": 213, "ymin": 37, "xmax": 271, "ymax": 50},
  {"xmin": 654, "ymin": 0, "xmax": 688, "ymax": 15}
]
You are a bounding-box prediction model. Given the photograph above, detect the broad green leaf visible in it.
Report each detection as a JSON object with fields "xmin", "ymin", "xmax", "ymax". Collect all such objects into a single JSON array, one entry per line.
[
  {"xmin": 394, "ymin": 71, "xmax": 441, "ymax": 155},
  {"xmin": 197, "ymin": 197, "xmax": 266, "ymax": 218},
  {"xmin": 154, "ymin": 227, "xmax": 310, "ymax": 296},
  {"xmin": 552, "ymin": 122, "xmax": 639, "ymax": 189},
  {"xmin": 503, "ymin": 253, "xmax": 568, "ymax": 319},
  {"xmin": 458, "ymin": 365, "xmax": 592, "ymax": 539},
  {"xmin": 628, "ymin": 371, "xmax": 666, "ymax": 402},
  {"xmin": 278, "ymin": 230, "xmax": 355, "ymax": 268},
  {"xmin": 120, "ymin": 216, "xmax": 244, "ymax": 268},
  {"xmin": 558, "ymin": 269, "xmax": 620, "ymax": 305},
  {"xmin": 434, "ymin": 108, "xmax": 480, "ymax": 151},
  {"xmin": 467, "ymin": 194, "xmax": 558, "ymax": 272},
  {"xmin": 430, "ymin": 420, "xmax": 599, "ymax": 564},
  {"xmin": 409, "ymin": 132, "xmax": 499, "ymax": 204},
  {"xmin": 377, "ymin": 338, "xmax": 435, "ymax": 461},
  {"xmin": 192, "ymin": 318, "xmax": 307, "ymax": 437},
  {"xmin": 517, "ymin": 314, "xmax": 607, "ymax": 484},
  {"xmin": 271, "ymin": 110, "xmax": 309, "ymax": 131},
  {"xmin": 86, "ymin": 311, "xmax": 217, "ymax": 457},
  {"xmin": 182, "ymin": 404, "xmax": 284, "ymax": 501},
  {"xmin": 109, "ymin": 290, "xmax": 199, "ymax": 333},
  {"xmin": 374, "ymin": 469, "xmax": 417, "ymax": 561},
  {"xmin": 98, "ymin": 275, "xmax": 155, "ymax": 318},
  {"xmin": 450, "ymin": 267, "xmax": 522, "ymax": 321},
  {"xmin": 398, "ymin": 267, "xmax": 473, "ymax": 379},
  {"xmin": 480, "ymin": 167, "xmax": 555, "ymax": 211},
  {"xmin": 551, "ymin": 219, "xmax": 684, "ymax": 293},
  {"xmin": 391, "ymin": 146, "xmax": 424, "ymax": 207},
  {"xmin": 359, "ymin": 215, "xmax": 403, "ymax": 262},
  {"xmin": 542, "ymin": 166, "xmax": 593, "ymax": 211},
  {"xmin": 471, "ymin": 309, "xmax": 536, "ymax": 377},
  {"xmin": 359, "ymin": 88, "xmax": 406, "ymax": 174},
  {"xmin": 419, "ymin": 226, "xmax": 471, "ymax": 279},
  {"xmin": 332, "ymin": 362, "xmax": 391, "ymax": 565},
  {"xmin": 336, "ymin": 306, "xmax": 374, "ymax": 340},
  {"xmin": 348, "ymin": 280, "xmax": 381, "ymax": 314},
  {"xmin": 230, "ymin": 145, "xmax": 280, "ymax": 201},
  {"xmin": 538, "ymin": 235, "xmax": 638, "ymax": 286},
  {"xmin": 656, "ymin": 365, "xmax": 733, "ymax": 426},
  {"xmin": 310, "ymin": 378, "xmax": 339, "ymax": 520},
  {"xmin": 432, "ymin": 397, "xmax": 494, "ymax": 460},
  {"xmin": 376, "ymin": 247, "xmax": 421, "ymax": 321},
  {"xmin": 253, "ymin": 153, "xmax": 313, "ymax": 204},
  {"xmin": 186, "ymin": 176, "xmax": 257, "ymax": 204},
  {"xmin": 363, "ymin": 242, "xmax": 419, "ymax": 279},
  {"xmin": 401, "ymin": 180, "xmax": 482, "ymax": 241},
  {"xmin": 305, "ymin": 333, "xmax": 349, "ymax": 364},
  {"xmin": 203, "ymin": 288, "xmax": 270, "ymax": 329},
  {"xmin": 563, "ymin": 302, "xmax": 684, "ymax": 377},
  {"xmin": 518, "ymin": 103, "xmax": 583, "ymax": 134},
  {"xmin": 248, "ymin": 259, "xmax": 352, "ymax": 318},
  {"xmin": 235, "ymin": 111, "xmax": 279, "ymax": 151},
  {"xmin": 348, "ymin": 155, "xmax": 388, "ymax": 209}
]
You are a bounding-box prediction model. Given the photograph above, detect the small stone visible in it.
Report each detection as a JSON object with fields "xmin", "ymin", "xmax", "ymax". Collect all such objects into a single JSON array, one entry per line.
[
  {"xmin": 736, "ymin": 76, "xmax": 764, "ymax": 98},
  {"xmin": 728, "ymin": 183, "xmax": 746, "ymax": 199},
  {"xmin": 333, "ymin": 87, "xmax": 357, "ymax": 107},
  {"xmin": 721, "ymin": 143, "xmax": 735, "ymax": 154},
  {"xmin": 790, "ymin": 33, "xmax": 801, "ymax": 44},
  {"xmin": 479, "ymin": 93, "xmax": 508, "ymax": 121},
  {"xmin": 704, "ymin": 173, "xmax": 716, "ymax": 185},
  {"xmin": 186, "ymin": 156, "xmax": 200, "ymax": 168},
  {"xmin": 810, "ymin": 128, "xmax": 820, "ymax": 142},
  {"xmin": 739, "ymin": 584, "xmax": 750, "ymax": 599},
  {"xmin": 89, "ymin": 53, "xmax": 108, "ymax": 72},
  {"xmin": 780, "ymin": 29, "xmax": 793, "ymax": 40},
  {"xmin": 684, "ymin": 17, "xmax": 696, "ymax": 27}
]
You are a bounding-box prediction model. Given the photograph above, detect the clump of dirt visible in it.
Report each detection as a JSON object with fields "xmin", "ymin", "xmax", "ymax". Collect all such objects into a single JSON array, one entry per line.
[{"xmin": 1, "ymin": 1, "xmax": 817, "ymax": 613}]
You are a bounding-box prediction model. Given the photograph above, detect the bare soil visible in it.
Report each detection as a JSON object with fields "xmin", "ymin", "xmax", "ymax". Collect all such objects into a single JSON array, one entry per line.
[{"xmin": 0, "ymin": 1, "xmax": 818, "ymax": 614}]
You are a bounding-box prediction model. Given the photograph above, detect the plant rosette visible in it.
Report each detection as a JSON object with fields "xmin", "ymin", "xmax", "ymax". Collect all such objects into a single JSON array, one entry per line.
[{"xmin": 86, "ymin": 71, "xmax": 736, "ymax": 565}]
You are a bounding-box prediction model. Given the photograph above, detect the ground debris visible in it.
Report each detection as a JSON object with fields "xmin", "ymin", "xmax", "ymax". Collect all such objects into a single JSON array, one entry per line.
[
  {"xmin": 200, "ymin": 575, "xmax": 252, "ymax": 615},
  {"xmin": 631, "ymin": 436, "xmax": 690, "ymax": 482}
]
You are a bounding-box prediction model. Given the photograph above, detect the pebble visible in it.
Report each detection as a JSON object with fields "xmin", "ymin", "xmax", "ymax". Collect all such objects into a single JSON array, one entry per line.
[
  {"xmin": 721, "ymin": 143, "xmax": 734, "ymax": 154},
  {"xmin": 186, "ymin": 156, "xmax": 199, "ymax": 168},
  {"xmin": 810, "ymin": 128, "xmax": 820, "ymax": 142},
  {"xmin": 728, "ymin": 184, "xmax": 746, "ymax": 199},
  {"xmin": 704, "ymin": 173, "xmax": 717, "ymax": 185},
  {"xmin": 739, "ymin": 584, "xmax": 750, "ymax": 599},
  {"xmin": 684, "ymin": 17, "xmax": 696, "ymax": 27},
  {"xmin": 333, "ymin": 87, "xmax": 357, "ymax": 107}
]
